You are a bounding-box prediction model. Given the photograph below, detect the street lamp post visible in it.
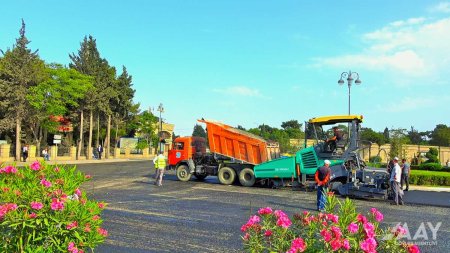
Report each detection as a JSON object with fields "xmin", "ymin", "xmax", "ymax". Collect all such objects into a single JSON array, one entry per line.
[
  {"xmin": 157, "ymin": 103, "xmax": 164, "ymax": 153},
  {"xmin": 338, "ymin": 70, "xmax": 362, "ymax": 115}
]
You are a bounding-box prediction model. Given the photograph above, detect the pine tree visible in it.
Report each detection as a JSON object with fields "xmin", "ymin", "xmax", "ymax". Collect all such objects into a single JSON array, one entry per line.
[
  {"xmin": 0, "ymin": 20, "xmax": 45, "ymax": 161},
  {"xmin": 192, "ymin": 124, "xmax": 207, "ymax": 139}
]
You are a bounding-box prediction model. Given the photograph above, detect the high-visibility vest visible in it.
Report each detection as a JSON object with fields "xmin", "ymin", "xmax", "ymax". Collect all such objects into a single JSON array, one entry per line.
[{"xmin": 156, "ymin": 156, "xmax": 166, "ymax": 169}]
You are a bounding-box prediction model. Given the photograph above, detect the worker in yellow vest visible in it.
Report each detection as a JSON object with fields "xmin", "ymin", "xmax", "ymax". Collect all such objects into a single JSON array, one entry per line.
[{"xmin": 153, "ymin": 151, "xmax": 167, "ymax": 186}]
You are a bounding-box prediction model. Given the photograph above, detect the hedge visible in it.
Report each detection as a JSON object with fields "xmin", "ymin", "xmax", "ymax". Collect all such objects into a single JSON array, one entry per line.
[
  {"xmin": 412, "ymin": 163, "xmax": 450, "ymax": 172},
  {"xmin": 410, "ymin": 170, "xmax": 450, "ymax": 186}
]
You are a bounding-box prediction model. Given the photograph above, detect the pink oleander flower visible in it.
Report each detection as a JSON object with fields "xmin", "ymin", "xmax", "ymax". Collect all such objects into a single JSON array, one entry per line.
[
  {"xmin": 0, "ymin": 203, "xmax": 18, "ymax": 220},
  {"xmin": 241, "ymin": 215, "xmax": 261, "ymax": 232},
  {"xmin": 40, "ymin": 179, "xmax": 52, "ymax": 188},
  {"xmin": 343, "ymin": 239, "xmax": 351, "ymax": 250},
  {"xmin": 274, "ymin": 210, "xmax": 287, "ymax": 218},
  {"xmin": 1, "ymin": 165, "xmax": 18, "ymax": 174},
  {"xmin": 302, "ymin": 211, "xmax": 309, "ymax": 216},
  {"xmin": 320, "ymin": 229, "xmax": 332, "ymax": 242},
  {"xmin": 84, "ymin": 223, "xmax": 91, "ymax": 232},
  {"xmin": 5, "ymin": 203, "xmax": 18, "ymax": 211},
  {"xmin": 92, "ymin": 215, "xmax": 100, "ymax": 221},
  {"xmin": 85, "ymin": 174, "xmax": 92, "ymax": 179},
  {"xmin": 327, "ymin": 214, "xmax": 339, "ymax": 224},
  {"xmin": 54, "ymin": 167, "xmax": 60, "ymax": 172},
  {"xmin": 264, "ymin": 230, "xmax": 272, "ymax": 237},
  {"xmin": 330, "ymin": 239, "xmax": 342, "ymax": 251},
  {"xmin": 30, "ymin": 161, "xmax": 41, "ymax": 171},
  {"xmin": 360, "ymin": 237, "xmax": 378, "ymax": 253},
  {"xmin": 74, "ymin": 188, "xmax": 82, "ymax": 197},
  {"xmin": 243, "ymin": 233, "xmax": 250, "ymax": 241},
  {"xmin": 330, "ymin": 226, "xmax": 342, "ymax": 239},
  {"xmin": 258, "ymin": 207, "xmax": 273, "ymax": 215},
  {"xmin": 395, "ymin": 225, "xmax": 407, "ymax": 236},
  {"xmin": 371, "ymin": 208, "xmax": 384, "ymax": 222},
  {"xmin": 357, "ymin": 214, "xmax": 368, "ymax": 224},
  {"xmin": 66, "ymin": 221, "xmax": 78, "ymax": 230},
  {"xmin": 29, "ymin": 212, "xmax": 37, "ymax": 218},
  {"xmin": 408, "ymin": 244, "xmax": 420, "ymax": 253},
  {"xmin": 97, "ymin": 227, "xmax": 108, "ymax": 237},
  {"xmin": 286, "ymin": 238, "xmax": 306, "ymax": 253},
  {"xmin": 68, "ymin": 242, "xmax": 78, "ymax": 253},
  {"xmin": 348, "ymin": 222, "xmax": 359, "ymax": 233},
  {"xmin": 363, "ymin": 222, "xmax": 375, "ymax": 238},
  {"xmin": 98, "ymin": 202, "xmax": 105, "ymax": 209},
  {"xmin": 51, "ymin": 198, "xmax": 64, "ymax": 211},
  {"xmin": 30, "ymin": 201, "xmax": 44, "ymax": 210},
  {"xmin": 276, "ymin": 215, "xmax": 292, "ymax": 228}
]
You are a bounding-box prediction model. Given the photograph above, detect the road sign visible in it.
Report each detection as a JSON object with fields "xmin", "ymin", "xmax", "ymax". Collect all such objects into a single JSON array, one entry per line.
[
  {"xmin": 54, "ymin": 135, "xmax": 62, "ymax": 140},
  {"xmin": 53, "ymin": 139, "xmax": 61, "ymax": 144}
]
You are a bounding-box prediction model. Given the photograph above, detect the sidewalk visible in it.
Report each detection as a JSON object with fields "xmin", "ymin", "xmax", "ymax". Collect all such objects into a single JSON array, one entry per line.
[
  {"xmin": 2, "ymin": 157, "xmax": 153, "ymax": 167},
  {"xmin": 408, "ymin": 185, "xmax": 450, "ymax": 192}
]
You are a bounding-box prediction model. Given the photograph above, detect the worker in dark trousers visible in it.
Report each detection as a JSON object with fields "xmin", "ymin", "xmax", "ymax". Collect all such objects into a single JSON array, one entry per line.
[
  {"xmin": 315, "ymin": 160, "xmax": 331, "ymax": 212},
  {"xmin": 390, "ymin": 157, "xmax": 404, "ymax": 205},
  {"xmin": 401, "ymin": 158, "xmax": 410, "ymax": 191}
]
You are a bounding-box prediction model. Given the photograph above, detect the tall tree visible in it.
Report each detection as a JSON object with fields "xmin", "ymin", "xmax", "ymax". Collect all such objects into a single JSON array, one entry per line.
[
  {"xmin": 388, "ymin": 128, "xmax": 409, "ymax": 159},
  {"xmin": 192, "ymin": 124, "xmax": 207, "ymax": 138},
  {"xmin": 429, "ymin": 124, "xmax": 450, "ymax": 146},
  {"xmin": 26, "ymin": 64, "xmax": 93, "ymax": 154},
  {"xmin": 281, "ymin": 120, "xmax": 302, "ymax": 130},
  {"xmin": 360, "ymin": 127, "xmax": 386, "ymax": 147},
  {"xmin": 69, "ymin": 35, "xmax": 105, "ymax": 159},
  {"xmin": 0, "ymin": 20, "xmax": 45, "ymax": 161},
  {"xmin": 112, "ymin": 66, "xmax": 135, "ymax": 147},
  {"xmin": 383, "ymin": 127, "xmax": 390, "ymax": 143}
]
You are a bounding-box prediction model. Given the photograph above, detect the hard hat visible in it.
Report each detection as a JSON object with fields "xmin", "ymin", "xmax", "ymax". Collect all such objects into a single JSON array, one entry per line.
[
  {"xmin": 324, "ymin": 160, "xmax": 331, "ymax": 165},
  {"xmin": 394, "ymin": 157, "xmax": 399, "ymax": 161}
]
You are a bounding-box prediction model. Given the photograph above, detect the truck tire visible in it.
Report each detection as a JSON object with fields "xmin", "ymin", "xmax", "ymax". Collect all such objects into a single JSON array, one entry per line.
[
  {"xmin": 239, "ymin": 168, "xmax": 255, "ymax": 187},
  {"xmin": 177, "ymin": 165, "xmax": 192, "ymax": 182},
  {"xmin": 218, "ymin": 167, "xmax": 236, "ymax": 185}
]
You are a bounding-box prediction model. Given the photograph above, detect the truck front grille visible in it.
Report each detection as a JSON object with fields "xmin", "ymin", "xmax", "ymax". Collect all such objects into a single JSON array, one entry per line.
[{"xmin": 301, "ymin": 151, "xmax": 317, "ymax": 169}]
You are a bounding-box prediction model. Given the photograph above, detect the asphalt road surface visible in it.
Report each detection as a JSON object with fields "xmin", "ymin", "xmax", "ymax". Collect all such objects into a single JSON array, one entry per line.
[{"xmin": 75, "ymin": 161, "xmax": 450, "ymax": 253}]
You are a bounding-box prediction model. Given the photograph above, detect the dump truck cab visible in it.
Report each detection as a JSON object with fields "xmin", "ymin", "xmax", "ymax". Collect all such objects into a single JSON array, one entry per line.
[{"xmin": 168, "ymin": 136, "xmax": 207, "ymax": 167}]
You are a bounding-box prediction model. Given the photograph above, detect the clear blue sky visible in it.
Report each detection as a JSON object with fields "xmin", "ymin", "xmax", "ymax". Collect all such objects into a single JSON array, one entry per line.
[{"xmin": 1, "ymin": 1, "xmax": 449, "ymax": 136}]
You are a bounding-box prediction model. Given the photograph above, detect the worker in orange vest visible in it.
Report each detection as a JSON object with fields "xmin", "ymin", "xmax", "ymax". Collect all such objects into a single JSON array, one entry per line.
[{"xmin": 315, "ymin": 160, "xmax": 331, "ymax": 211}]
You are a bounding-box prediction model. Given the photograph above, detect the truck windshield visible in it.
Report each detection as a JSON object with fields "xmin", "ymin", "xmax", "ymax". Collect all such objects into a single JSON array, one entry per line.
[{"xmin": 174, "ymin": 142, "xmax": 184, "ymax": 150}]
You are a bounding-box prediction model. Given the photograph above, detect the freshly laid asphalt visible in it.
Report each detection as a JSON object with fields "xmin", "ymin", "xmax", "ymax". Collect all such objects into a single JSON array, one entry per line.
[{"xmin": 69, "ymin": 160, "xmax": 450, "ymax": 253}]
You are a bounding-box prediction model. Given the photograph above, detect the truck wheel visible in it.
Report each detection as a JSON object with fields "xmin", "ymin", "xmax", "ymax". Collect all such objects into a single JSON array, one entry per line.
[
  {"xmin": 177, "ymin": 165, "xmax": 191, "ymax": 182},
  {"xmin": 218, "ymin": 167, "xmax": 236, "ymax": 185},
  {"xmin": 195, "ymin": 174, "xmax": 207, "ymax": 181},
  {"xmin": 239, "ymin": 168, "xmax": 255, "ymax": 187}
]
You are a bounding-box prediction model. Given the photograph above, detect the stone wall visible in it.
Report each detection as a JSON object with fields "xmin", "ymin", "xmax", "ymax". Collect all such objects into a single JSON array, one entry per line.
[
  {"xmin": 0, "ymin": 144, "xmax": 154, "ymax": 162},
  {"xmin": 290, "ymin": 139, "xmax": 450, "ymax": 165}
]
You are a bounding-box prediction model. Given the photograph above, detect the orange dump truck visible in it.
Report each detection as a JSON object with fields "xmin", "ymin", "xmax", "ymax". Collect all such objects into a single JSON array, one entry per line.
[{"xmin": 168, "ymin": 119, "xmax": 280, "ymax": 186}]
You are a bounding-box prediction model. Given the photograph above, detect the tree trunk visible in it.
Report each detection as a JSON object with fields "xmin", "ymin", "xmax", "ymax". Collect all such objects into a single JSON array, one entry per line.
[
  {"xmin": 115, "ymin": 121, "xmax": 119, "ymax": 148},
  {"xmin": 15, "ymin": 116, "xmax": 21, "ymax": 161},
  {"xmin": 96, "ymin": 112, "xmax": 100, "ymax": 148},
  {"xmin": 106, "ymin": 114, "xmax": 111, "ymax": 159},
  {"xmin": 77, "ymin": 110, "xmax": 84, "ymax": 159},
  {"xmin": 87, "ymin": 110, "xmax": 93, "ymax": 160},
  {"xmin": 36, "ymin": 126, "xmax": 42, "ymax": 157}
]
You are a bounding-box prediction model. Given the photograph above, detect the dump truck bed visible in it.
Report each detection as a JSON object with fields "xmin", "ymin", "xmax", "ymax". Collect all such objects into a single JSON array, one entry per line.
[{"xmin": 198, "ymin": 119, "xmax": 279, "ymax": 165}]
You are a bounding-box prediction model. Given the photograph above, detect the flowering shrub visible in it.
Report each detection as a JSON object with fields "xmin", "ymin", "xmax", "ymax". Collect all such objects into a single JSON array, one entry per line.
[
  {"xmin": 0, "ymin": 161, "xmax": 107, "ymax": 252},
  {"xmin": 242, "ymin": 192, "xmax": 420, "ymax": 253}
]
